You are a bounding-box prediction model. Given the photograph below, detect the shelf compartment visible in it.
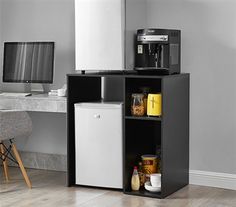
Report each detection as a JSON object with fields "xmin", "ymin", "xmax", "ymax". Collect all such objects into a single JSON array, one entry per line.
[
  {"xmin": 125, "ymin": 77, "xmax": 162, "ymax": 117},
  {"xmin": 124, "ymin": 119, "xmax": 161, "ymax": 194},
  {"xmin": 125, "ymin": 116, "xmax": 162, "ymax": 121}
]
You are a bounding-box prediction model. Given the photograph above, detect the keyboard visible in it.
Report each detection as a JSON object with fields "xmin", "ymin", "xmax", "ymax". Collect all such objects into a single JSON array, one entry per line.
[{"xmin": 0, "ymin": 92, "xmax": 32, "ymax": 97}]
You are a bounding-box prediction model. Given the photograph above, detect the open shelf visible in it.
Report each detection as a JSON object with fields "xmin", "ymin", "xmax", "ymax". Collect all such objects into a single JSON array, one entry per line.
[
  {"xmin": 124, "ymin": 77, "xmax": 162, "ymax": 117},
  {"xmin": 125, "ymin": 116, "xmax": 162, "ymax": 121},
  {"xmin": 124, "ymin": 189, "xmax": 162, "ymax": 199},
  {"xmin": 124, "ymin": 119, "xmax": 162, "ymax": 198}
]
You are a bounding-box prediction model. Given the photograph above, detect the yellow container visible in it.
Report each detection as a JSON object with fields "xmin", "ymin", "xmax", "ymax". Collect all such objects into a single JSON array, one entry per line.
[
  {"xmin": 147, "ymin": 93, "xmax": 162, "ymax": 116},
  {"xmin": 141, "ymin": 155, "xmax": 158, "ymax": 174}
]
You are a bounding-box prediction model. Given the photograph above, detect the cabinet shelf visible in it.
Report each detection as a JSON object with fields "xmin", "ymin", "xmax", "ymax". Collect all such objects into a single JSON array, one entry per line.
[
  {"xmin": 124, "ymin": 189, "xmax": 162, "ymax": 199},
  {"xmin": 125, "ymin": 116, "xmax": 162, "ymax": 121}
]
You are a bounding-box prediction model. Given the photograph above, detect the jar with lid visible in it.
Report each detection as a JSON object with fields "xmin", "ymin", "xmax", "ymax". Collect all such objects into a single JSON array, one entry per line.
[
  {"xmin": 131, "ymin": 93, "xmax": 145, "ymax": 116},
  {"xmin": 140, "ymin": 87, "xmax": 150, "ymax": 115}
]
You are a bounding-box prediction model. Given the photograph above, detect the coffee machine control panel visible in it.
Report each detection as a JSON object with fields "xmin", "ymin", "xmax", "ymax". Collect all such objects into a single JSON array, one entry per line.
[{"xmin": 137, "ymin": 35, "xmax": 168, "ymax": 42}]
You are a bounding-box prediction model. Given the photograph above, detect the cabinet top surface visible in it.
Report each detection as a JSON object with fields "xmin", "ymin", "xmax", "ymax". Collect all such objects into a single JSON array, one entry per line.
[{"xmin": 67, "ymin": 71, "xmax": 189, "ymax": 79}]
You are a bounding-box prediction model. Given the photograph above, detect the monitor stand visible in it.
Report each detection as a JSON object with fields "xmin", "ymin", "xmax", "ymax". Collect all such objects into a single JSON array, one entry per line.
[{"xmin": 24, "ymin": 83, "xmax": 50, "ymax": 94}]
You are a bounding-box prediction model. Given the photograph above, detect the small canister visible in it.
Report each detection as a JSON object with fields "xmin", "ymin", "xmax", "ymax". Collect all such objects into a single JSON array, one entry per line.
[
  {"xmin": 147, "ymin": 93, "xmax": 162, "ymax": 116},
  {"xmin": 141, "ymin": 154, "xmax": 158, "ymax": 175}
]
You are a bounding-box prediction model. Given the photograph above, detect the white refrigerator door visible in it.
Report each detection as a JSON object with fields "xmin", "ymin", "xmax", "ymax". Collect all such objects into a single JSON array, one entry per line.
[
  {"xmin": 75, "ymin": 0, "xmax": 125, "ymax": 71},
  {"xmin": 75, "ymin": 103, "xmax": 123, "ymax": 188}
]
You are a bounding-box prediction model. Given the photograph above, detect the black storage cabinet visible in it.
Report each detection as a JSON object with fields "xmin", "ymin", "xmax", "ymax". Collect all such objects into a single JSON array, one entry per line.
[{"xmin": 67, "ymin": 72, "xmax": 189, "ymax": 199}]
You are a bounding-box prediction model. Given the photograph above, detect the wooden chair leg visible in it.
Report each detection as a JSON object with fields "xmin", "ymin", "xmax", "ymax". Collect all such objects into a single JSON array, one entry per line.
[
  {"xmin": 0, "ymin": 142, "xmax": 10, "ymax": 182},
  {"xmin": 11, "ymin": 143, "xmax": 32, "ymax": 188}
]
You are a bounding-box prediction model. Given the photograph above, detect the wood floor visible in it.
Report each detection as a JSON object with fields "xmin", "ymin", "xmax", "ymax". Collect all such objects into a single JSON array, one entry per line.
[{"xmin": 0, "ymin": 167, "xmax": 236, "ymax": 207}]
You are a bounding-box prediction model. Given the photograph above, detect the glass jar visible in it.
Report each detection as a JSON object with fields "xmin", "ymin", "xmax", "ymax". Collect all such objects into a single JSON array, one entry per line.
[
  {"xmin": 140, "ymin": 87, "xmax": 150, "ymax": 115},
  {"xmin": 131, "ymin": 93, "xmax": 145, "ymax": 116}
]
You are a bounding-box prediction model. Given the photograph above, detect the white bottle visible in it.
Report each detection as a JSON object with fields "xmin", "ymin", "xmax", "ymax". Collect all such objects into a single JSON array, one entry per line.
[{"xmin": 131, "ymin": 166, "xmax": 140, "ymax": 191}]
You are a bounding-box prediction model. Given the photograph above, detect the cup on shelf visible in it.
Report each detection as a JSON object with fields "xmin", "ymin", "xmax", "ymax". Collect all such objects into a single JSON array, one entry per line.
[{"xmin": 150, "ymin": 173, "xmax": 161, "ymax": 187}]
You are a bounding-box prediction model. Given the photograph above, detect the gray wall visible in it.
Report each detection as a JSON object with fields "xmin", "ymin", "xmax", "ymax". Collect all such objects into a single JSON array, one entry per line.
[
  {"xmin": 0, "ymin": 0, "xmax": 75, "ymax": 155},
  {"xmin": 146, "ymin": 0, "xmax": 236, "ymax": 174},
  {"xmin": 0, "ymin": 3, "xmax": 1, "ymax": 49},
  {"xmin": 1, "ymin": 0, "xmax": 235, "ymax": 174}
]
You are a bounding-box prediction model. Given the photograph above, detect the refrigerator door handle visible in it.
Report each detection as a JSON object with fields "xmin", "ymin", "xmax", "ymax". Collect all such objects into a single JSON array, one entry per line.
[{"xmin": 94, "ymin": 114, "xmax": 101, "ymax": 119}]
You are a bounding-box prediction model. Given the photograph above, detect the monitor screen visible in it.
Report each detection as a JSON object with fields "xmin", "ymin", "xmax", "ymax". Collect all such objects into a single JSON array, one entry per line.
[{"xmin": 3, "ymin": 42, "xmax": 54, "ymax": 83}]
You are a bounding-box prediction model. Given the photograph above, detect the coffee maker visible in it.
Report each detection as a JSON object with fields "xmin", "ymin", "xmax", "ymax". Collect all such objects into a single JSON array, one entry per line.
[{"xmin": 135, "ymin": 29, "xmax": 181, "ymax": 74}]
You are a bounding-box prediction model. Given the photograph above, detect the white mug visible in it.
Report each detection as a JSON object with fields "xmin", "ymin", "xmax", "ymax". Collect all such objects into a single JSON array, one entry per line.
[
  {"xmin": 58, "ymin": 89, "xmax": 66, "ymax": 97},
  {"xmin": 150, "ymin": 173, "xmax": 161, "ymax": 187}
]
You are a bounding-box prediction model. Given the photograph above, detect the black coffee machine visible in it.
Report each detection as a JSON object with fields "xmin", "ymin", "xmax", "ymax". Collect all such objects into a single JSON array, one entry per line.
[{"xmin": 135, "ymin": 28, "xmax": 181, "ymax": 74}]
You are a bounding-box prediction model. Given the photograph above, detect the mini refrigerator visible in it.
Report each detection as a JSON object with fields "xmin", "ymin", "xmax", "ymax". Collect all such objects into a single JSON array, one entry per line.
[{"xmin": 74, "ymin": 102, "xmax": 123, "ymax": 189}]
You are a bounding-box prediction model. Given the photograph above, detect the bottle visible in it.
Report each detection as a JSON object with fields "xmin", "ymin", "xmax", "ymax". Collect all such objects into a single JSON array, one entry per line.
[
  {"xmin": 138, "ymin": 162, "xmax": 145, "ymax": 187},
  {"xmin": 131, "ymin": 166, "xmax": 140, "ymax": 191}
]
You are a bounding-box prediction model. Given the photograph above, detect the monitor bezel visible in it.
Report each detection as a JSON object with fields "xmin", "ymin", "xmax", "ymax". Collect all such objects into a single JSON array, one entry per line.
[{"xmin": 3, "ymin": 41, "xmax": 55, "ymax": 84}]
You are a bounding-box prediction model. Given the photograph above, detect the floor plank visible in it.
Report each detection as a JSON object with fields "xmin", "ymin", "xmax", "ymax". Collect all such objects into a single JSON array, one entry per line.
[{"xmin": 0, "ymin": 167, "xmax": 236, "ymax": 207}]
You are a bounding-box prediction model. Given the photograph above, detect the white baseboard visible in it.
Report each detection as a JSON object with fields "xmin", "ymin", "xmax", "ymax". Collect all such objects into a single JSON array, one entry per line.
[
  {"xmin": 8, "ymin": 151, "xmax": 67, "ymax": 172},
  {"xmin": 190, "ymin": 170, "xmax": 236, "ymax": 190}
]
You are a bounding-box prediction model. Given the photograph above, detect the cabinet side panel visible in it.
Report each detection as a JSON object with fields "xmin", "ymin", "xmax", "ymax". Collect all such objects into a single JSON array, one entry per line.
[
  {"xmin": 67, "ymin": 76, "xmax": 101, "ymax": 186},
  {"xmin": 75, "ymin": 0, "xmax": 124, "ymax": 71},
  {"xmin": 161, "ymin": 74, "xmax": 189, "ymax": 197}
]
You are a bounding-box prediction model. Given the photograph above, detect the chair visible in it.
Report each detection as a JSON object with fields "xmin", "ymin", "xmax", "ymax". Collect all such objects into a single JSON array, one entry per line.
[{"xmin": 0, "ymin": 110, "xmax": 32, "ymax": 188}]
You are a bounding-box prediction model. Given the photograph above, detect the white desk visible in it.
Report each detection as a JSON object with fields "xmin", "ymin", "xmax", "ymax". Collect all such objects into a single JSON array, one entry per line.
[{"xmin": 0, "ymin": 93, "xmax": 66, "ymax": 113}]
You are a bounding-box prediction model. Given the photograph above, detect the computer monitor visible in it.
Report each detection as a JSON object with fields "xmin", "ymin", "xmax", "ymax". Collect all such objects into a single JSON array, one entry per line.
[{"xmin": 3, "ymin": 42, "xmax": 54, "ymax": 84}]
